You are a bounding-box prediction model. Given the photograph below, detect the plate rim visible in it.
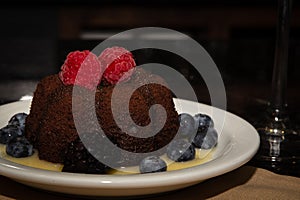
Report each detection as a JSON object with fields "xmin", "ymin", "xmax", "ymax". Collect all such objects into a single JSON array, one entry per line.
[{"xmin": 0, "ymin": 99, "xmax": 260, "ymax": 194}]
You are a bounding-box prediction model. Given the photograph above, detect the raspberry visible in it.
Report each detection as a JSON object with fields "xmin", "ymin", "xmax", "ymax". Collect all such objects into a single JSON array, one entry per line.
[
  {"xmin": 59, "ymin": 50, "xmax": 102, "ymax": 90},
  {"xmin": 99, "ymin": 46, "xmax": 136, "ymax": 84}
]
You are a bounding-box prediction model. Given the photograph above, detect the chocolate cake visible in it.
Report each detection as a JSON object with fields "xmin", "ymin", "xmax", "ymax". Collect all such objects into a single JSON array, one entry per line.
[{"xmin": 25, "ymin": 68, "xmax": 179, "ymax": 165}]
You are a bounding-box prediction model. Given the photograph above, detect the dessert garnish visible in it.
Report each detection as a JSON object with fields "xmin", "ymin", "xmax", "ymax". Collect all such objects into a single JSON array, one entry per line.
[
  {"xmin": 8, "ymin": 113, "xmax": 28, "ymax": 133},
  {"xmin": 62, "ymin": 133, "xmax": 109, "ymax": 174},
  {"xmin": 178, "ymin": 113, "xmax": 196, "ymax": 138},
  {"xmin": 139, "ymin": 156, "xmax": 167, "ymax": 174},
  {"xmin": 59, "ymin": 50, "xmax": 102, "ymax": 90},
  {"xmin": 58, "ymin": 47, "xmax": 136, "ymax": 89},
  {"xmin": 0, "ymin": 112, "xmax": 33, "ymax": 158},
  {"xmin": 0, "ymin": 124, "xmax": 23, "ymax": 144},
  {"xmin": 167, "ymin": 139, "xmax": 196, "ymax": 162},
  {"xmin": 0, "ymin": 113, "xmax": 27, "ymax": 144},
  {"xmin": 6, "ymin": 136, "xmax": 33, "ymax": 158},
  {"xmin": 99, "ymin": 46, "xmax": 136, "ymax": 84}
]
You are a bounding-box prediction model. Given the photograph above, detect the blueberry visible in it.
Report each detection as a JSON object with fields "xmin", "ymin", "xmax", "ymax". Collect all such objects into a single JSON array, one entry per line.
[
  {"xmin": 178, "ymin": 113, "xmax": 197, "ymax": 139},
  {"xmin": 6, "ymin": 137, "xmax": 34, "ymax": 158},
  {"xmin": 192, "ymin": 128, "xmax": 218, "ymax": 149},
  {"xmin": 194, "ymin": 113, "xmax": 214, "ymax": 133},
  {"xmin": 0, "ymin": 124, "xmax": 23, "ymax": 144},
  {"xmin": 8, "ymin": 113, "xmax": 28, "ymax": 133},
  {"xmin": 139, "ymin": 156, "xmax": 167, "ymax": 174},
  {"xmin": 166, "ymin": 139, "xmax": 195, "ymax": 162}
]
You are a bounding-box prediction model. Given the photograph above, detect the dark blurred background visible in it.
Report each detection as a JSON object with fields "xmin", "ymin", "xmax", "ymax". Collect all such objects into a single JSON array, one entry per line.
[{"xmin": 0, "ymin": 0, "xmax": 300, "ymax": 125}]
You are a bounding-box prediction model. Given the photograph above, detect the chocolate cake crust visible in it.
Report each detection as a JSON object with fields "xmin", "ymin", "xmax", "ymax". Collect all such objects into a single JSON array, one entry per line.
[{"xmin": 25, "ymin": 69, "xmax": 179, "ymax": 164}]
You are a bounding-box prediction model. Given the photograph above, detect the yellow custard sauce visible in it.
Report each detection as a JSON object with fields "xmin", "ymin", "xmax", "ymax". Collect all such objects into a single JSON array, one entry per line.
[
  {"xmin": 109, "ymin": 149, "xmax": 214, "ymax": 175},
  {"xmin": 0, "ymin": 144, "xmax": 63, "ymax": 171},
  {"xmin": 0, "ymin": 144, "xmax": 214, "ymax": 174}
]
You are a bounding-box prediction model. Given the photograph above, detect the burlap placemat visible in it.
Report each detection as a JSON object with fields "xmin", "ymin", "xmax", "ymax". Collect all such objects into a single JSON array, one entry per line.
[{"xmin": 0, "ymin": 166, "xmax": 299, "ymax": 199}]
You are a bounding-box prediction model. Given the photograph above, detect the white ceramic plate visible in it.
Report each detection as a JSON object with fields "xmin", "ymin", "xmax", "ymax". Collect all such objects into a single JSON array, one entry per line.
[{"xmin": 0, "ymin": 99, "xmax": 259, "ymax": 197}]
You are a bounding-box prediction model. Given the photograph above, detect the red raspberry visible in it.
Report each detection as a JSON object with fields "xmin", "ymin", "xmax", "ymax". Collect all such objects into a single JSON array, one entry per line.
[
  {"xmin": 59, "ymin": 50, "xmax": 102, "ymax": 90},
  {"xmin": 99, "ymin": 46, "xmax": 136, "ymax": 84}
]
